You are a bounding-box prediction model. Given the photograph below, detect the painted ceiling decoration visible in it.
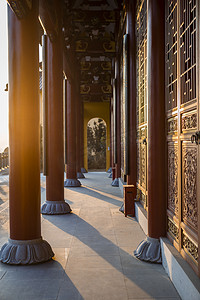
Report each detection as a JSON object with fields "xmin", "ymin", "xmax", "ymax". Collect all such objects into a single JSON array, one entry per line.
[
  {"xmin": 68, "ymin": 0, "xmax": 119, "ymax": 11},
  {"xmin": 63, "ymin": 0, "xmax": 122, "ymax": 102},
  {"xmin": 7, "ymin": 0, "xmax": 32, "ymax": 19},
  {"xmin": 80, "ymin": 84, "xmax": 112, "ymax": 94},
  {"xmin": 81, "ymin": 94, "xmax": 111, "ymax": 102},
  {"xmin": 8, "ymin": 0, "xmax": 123, "ymax": 103}
]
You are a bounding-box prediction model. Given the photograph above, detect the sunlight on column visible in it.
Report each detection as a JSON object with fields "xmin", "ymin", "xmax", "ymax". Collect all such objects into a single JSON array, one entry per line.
[{"xmin": 0, "ymin": 2, "xmax": 8, "ymax": 153}]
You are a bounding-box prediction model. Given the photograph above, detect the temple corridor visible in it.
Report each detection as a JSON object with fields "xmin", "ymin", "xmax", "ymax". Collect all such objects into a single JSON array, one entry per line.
[
  {"xmin": 1, "ymin": 0, "xmax": 200, "ymax": 298},
  {"xmin": 0, "ymin": 172, "xmax": 180, "ymax": 299}
]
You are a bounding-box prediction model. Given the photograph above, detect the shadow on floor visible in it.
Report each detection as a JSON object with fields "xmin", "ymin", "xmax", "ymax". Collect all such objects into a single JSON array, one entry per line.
[
  {"xmin": 0, "ymin": 186, "xmax": 7, "ymax": 197},
  {"xmin": 0, "ymin": 172, "xmax": 179, "ymax": 299},
  {"xmin": 0, "ymin": 258, "xmax": 84, "ymax": 300},
  {"xmin": 64, "ymin": 186, "xmax": 123, "ymax": 207},
  {"xmin": 43, "ymin": 212, "xmax": 178, "ymax": 299}
]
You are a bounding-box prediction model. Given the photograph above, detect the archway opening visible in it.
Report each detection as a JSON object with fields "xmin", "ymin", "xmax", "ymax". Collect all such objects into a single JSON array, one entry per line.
[{"xmin": 87, "ymin": 118, "xmax": 107, "ymax": 171}]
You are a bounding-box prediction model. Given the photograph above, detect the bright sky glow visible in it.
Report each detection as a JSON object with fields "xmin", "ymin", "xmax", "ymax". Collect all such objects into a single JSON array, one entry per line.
[
  {"xmin": 0, "ymin": 4, "xmax": 42, "ymax": 153},
  {"xmin": 0, "ymin": 1, "xmax": 8, "ymax": 152}
]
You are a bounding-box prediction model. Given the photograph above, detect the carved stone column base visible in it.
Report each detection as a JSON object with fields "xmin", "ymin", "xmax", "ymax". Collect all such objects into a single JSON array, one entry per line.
[
  {"xmin": 134, "ymin": 237, "xmax": 162, "ymax": 263},
  {"xmin": 81, "ymin": 167, "xmax": 87, "ymax": 173},
  {"xmin": 106, "ymin": 167, "xmax": 112, "ymax": 173},
  {"xmin": 41, "ymin": 200, "xmax": 71, "ymax": 215},
  {"xmin": 108, "ymin": 172, "xmax": 112, "ymax": 178},
  {"xmin": 111, "ymin": 178, "xmax": 119, "ymax": 187},
  {"xmin": 77, "ymin": 172, "xmax": 85, "ymax": 179},
  {"xmin": 0, "ymin": 238, "xmax": 54, "ymax": 265},
  {"xmin": 64, "ymin": 179, "xmax": 81, "ymax": 187}
]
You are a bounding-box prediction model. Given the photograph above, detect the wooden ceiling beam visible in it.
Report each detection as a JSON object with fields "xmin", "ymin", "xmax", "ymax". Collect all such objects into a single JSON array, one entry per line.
[{"xmin": 39, "ymin": 0, "xmax": 57, "ymax": 41}]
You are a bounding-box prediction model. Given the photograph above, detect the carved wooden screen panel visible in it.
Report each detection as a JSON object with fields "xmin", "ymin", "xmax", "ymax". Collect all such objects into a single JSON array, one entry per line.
[
  {"xmin": 122, "ymin": 34, "xmax": 129, "ymax": 176},
  {"xmin": 113, "ymin": 78, "xmax": 117, "ymax": 164},
  {"xmin": 119, "ymin": 3, "xmax": 128, "ymax": 182},
  {"xmin": 136, "ymin": 0, "xmax": 148, "ymax": 209},
  {"xmin": 166, "ymin": 0, "xmax": 199, "ymax": 274},
  {"xmin": 120, "ymin": 50, "xmax": 125, "ymax": 180}
]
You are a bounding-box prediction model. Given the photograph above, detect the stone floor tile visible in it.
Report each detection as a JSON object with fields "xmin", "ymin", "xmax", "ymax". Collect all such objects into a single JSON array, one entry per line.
[
  {"xmin": 59, "ymin": 268, "xmax": 128, "ymax": 300},
  {"xmin": 112, "ymin": 217, "xmax": 140, "ymax": 228},
  {"xmin": 119, "ymin": 247, "xmax": 164, "ymax": 274},
  {"xmin": 76, "ymin": 217, "xmax": 114, "ymax": 229},
  {"xmin": 71, "ymin": 234, "xmax": 117, "ymax": 247},
  {"xmin": 57, "ymin": 285, "xmax": 84, "ymax": 300},
  {"xmin": 79, "ymin": 207, "xmax": 111, "ymax": 214},
  {"xmin": 3, "ymin": 268, "xmax": 65, "ymax": 280},
  {"xmin": 69, "ymin": 242, "xmax": 120, "ymax": 257},
  {"xmin": 78, "ymin": 214, "xmax": 113, "ymax": 223},
  {"xmin": 0, "ymin": 234, "xmax": 9, "ymax": 248},
  {"xmin": 0, "ymin": 270, "xmax": 6, "ymax": 279},
  {"xmin": 75, "ymin": 225, "xmax": 115, "ymax": 237},
  {"xmin": 124, "ymin": 272, "xmax": 180, "ymax": 299},
  {"xmin": 66, "ymin": 254, "xmax": 122, "ymax": 271},
  {"xmin": 42, "ymin": 233, "xmax": 73, "ymax": 248},
  {"xmin": 42, "ymin": 212, "xmax": 80, "ymax": 228},
  {"xmin": 128, "ymin": 298, "xmax": 181, "ymax": 300},
  {"xmin": 0, "ymin": 248, "xmax": 69, "ymax": 272},
  {"xmin": 0, "ymin": 172, "xmax": 182, "ymax": 300},
  {"xmin": 0, "ymin": 279, "xmax": 61, "ymax": 300},
  {"xmin": 42, "ymin": 223, "xmax": 76, "ymax": 237},
  {"xmin": 115, "ymin": 231, "xmax": 146, "ymax": 247}
]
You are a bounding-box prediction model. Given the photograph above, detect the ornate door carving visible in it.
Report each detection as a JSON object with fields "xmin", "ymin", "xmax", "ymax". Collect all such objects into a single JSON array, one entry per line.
[
  {"xmin": 121, "ymin": 34, "xmax": 129, "ymax": 180},
  {"xmin": 165, "ymin": 0, "xmax": 199, "ymax": 274},
  {"xmin": 136, "ymin": 0, "xmax": 148, "ymax": 209}
]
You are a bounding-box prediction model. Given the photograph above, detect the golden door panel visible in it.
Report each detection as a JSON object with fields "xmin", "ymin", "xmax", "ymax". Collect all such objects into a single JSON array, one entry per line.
[
  {"xmin": 181, "ymin": 111, "xmax": 197, "ymax": 132},
  {"xmin": 120, "ymin": 50, "xmax": 125, "ymax": 179},
  {"xmin": 167, "ymin": 217, "xmax": 179, "ymax": 243},
  {"xmin": 182, "ymin": 230, "xmax": 198, "ymax": 264},
  {"xmin": 140, "ymin": 141, "xmax": 146, "ymax": 189},
  {"xmin": 165, "ymin": 0, "xmax": 177, "ymax": 111},
  {"xmin": 180, "ymin": 0, "xmax": 196, "ymax": 106},
  {"xmin": 166, "ymin": 0, "xmax": 199, "ymax": 274},
  {"xmin": 168, "ymin": 142, "xmax": 178, "ymax": 216},
  {"xmin": 136, "ymin": 0, "xmax": 148, "ymax": 209},
  {"xmin": 182, "ymin": 142, "xmax": 198, "ymax": 232}
]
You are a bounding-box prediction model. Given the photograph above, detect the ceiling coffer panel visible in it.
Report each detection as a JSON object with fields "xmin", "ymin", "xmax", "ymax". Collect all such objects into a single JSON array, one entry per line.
[{"xmin": 63, "ymin": 0, "xmax": 122, "ymax": 102}]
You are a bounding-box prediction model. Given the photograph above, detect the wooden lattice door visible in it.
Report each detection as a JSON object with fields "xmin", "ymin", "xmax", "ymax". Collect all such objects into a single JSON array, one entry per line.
[
  {"xmin": 166, "ymin": 0, "xmax": 200, "ymax": 274},
  {"xmin": 136, "ymin": 0, "xmax": 148, "ymax": 209}
]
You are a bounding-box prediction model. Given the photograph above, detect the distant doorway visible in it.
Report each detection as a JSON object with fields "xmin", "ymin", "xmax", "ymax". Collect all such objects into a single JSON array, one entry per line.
[{"xmin": 87, "ymin": 118, "xmax": 106, "ymax": 170}]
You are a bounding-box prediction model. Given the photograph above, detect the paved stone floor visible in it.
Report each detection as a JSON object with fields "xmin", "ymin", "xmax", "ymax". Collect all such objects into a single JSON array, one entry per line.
[{"xmin": 0, "ymin": 172, "xmax": 181, "ymax": 300}]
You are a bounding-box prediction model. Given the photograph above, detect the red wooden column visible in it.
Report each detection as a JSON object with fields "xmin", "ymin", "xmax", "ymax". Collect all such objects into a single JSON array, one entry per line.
[
  {"xmin": 111, "ymin": 100, "xmax": 115, "ymax": 179},
  {"xmin": 111, "ymin": 59, "xmax": 121, "ymax": 187},
  {"xmin": 0, "ymin": 2, "xmax": 54, "ymax": 264},
  {"xmin": 116, "ymin": 60, "xmax": 121, "ymax": 180},
  {"xmin": 107, "ymin": 102, "xmax": 113, "ymax": 176},
  {"xmin": 76, "ymin": 92, "xmax": 85, "ymax": 179},
  {"xmin": 127, "ymin": 0, "xmax": 137, "ymax": 193},
  {"xmin": 64, "ymin": 80, "xmax": 81, "ymax": 187},
  {"xmin": 134, "ymin": 0, "xmax": 166, "ymax": 263},
  {"xmin": 106, "ymin": 101, "xmax": 112, "ymax": 174},
  {"xmin": 41, "ymin": 33, "xmax": 71, "ymax": 214},
  {"xmin": 80, "ymin": 101, "xmax": 87, "ymax": 173}
]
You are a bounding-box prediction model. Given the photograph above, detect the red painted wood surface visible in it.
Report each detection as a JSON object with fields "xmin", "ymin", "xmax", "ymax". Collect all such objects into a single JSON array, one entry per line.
[
  {"xmin": 66, "ymin": 80, "xmax": 77, "ymax": 179},
  {"xmin": 46, "ymin": 33, "xmax": 64, "ymax": 202},
  {"xmin": 116, "ymin": 58, "xmax": 121, "ymax": 179},
  {"xmin": 8, "ymin": 1, "xmax": 41, "ymax": 240},
  {"xmin": 124, "ymin": 185, "xmax": 135, "ymax": 217},
  {"xmin": 80, "ymin": 101, "xmax": 84, "ymax": 169},
  {"xmin": 127, "ymin": 0, "xmax": 137, "ymax": 191},
  {"xmin": 147, "ymin": 0, "xmax": 166, "ymax": 239},
  {"xmin": 76, "ymin": 92, "xmax": 81, "ymax": 174}
]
